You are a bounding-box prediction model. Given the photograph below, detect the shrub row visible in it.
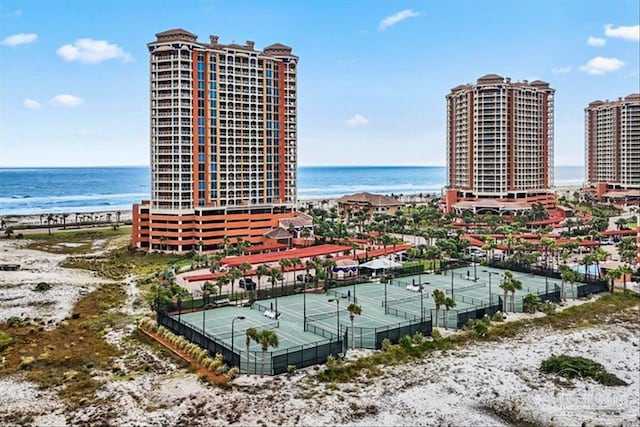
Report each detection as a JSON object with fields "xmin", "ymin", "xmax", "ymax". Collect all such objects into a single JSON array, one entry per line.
[{"xmin": 138, "ymin": 317, "xmax": 237, "ymax": 379}]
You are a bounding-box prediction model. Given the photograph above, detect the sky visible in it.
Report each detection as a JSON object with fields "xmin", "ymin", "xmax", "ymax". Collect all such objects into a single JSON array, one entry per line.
[{"xmin": 0, "ymin": 0, "xmax": 638, "ymax": 168}]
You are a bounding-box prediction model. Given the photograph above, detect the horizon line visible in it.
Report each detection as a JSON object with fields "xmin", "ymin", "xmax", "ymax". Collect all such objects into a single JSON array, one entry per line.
[{"xmin": 0, "ymin": 164, "xmax": 586, "ymax": 169}]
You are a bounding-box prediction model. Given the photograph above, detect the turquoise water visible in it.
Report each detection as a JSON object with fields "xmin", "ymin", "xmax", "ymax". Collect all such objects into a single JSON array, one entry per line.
[{"xmin": 0, "ymin": 165, "xmax": 584, "ymax": 215}]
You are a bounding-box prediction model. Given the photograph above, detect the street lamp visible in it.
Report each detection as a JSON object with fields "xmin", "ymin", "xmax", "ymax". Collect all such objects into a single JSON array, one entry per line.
[
  {"xmin": 450, "ymin": 270, "xmax": 454, "ymax": 299},
  {"xmin": 420, "ymin": 282, "xmax": 429, "ymax": 324},
  {"xmin": 328, "ymin": 296, "xmax": 347, "ymax": 339},
  {"xmin": 483, "ymin": 270, "xmax": 499, "ymax": 304},
  {"xmin": 298, "ymin": 287, "xmax": 307, "ymax": 330},
  {"xmin": 231, "ymin": 316, "xmax": 246, "ymax": 359},
  {"xmin": 472, "ymin": 254, "xmax": 477, "ymax": 282}
]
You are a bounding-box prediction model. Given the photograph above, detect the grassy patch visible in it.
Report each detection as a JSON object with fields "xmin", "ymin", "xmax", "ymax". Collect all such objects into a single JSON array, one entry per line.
[
  {"xmin": 317, "ymin": 292, "xmax": 640, "ymax": 382},
  {"xmin": 63, "ymin": 246, "xmax": 192, "ymax": 281},
  {"xmin": 26, "ymin": 228, "xmax": 130, "ymax": 254},
  {"xmin": 0, "ymin": 282, "xmax": 127, "ymax": 406},
  {"xmin": 540, "ymin": 355, "xmax": 627, "ymax": 386}
]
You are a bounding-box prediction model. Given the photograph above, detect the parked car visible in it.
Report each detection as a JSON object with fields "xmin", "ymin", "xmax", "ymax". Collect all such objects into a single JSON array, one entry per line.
[
  {"xmin": 297, "ymin": 273, "xmax": 314, "ymax": 283},
  {"xmin": 239, "ymin": 278, "xmax": 256, "ymax": 290}
]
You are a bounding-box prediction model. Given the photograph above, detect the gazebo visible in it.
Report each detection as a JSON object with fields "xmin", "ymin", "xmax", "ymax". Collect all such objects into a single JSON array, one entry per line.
[{"xmin": 359, "ymin": 258, "xmax": 402, "ymax": 277}]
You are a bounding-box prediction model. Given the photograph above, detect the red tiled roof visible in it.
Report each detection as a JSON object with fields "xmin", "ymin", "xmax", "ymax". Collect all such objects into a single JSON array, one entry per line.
[
  {"xmin": 247, "ymin": 242, "xmax": 288, "ymax": 254},
  {"xmin": 601, "ymin": 229, "xmax": 636, "ymax": 236},
  {"xmin": 222, "ymin": 244, "xmax": 352, "ymax": 267}
]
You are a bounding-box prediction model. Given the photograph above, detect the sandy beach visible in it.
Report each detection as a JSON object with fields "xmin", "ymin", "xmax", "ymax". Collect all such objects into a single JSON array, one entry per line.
[
  {"xmin": 1, "ymin": 184, "xmax": 584, "ymax": 232},
  {"xmin": 0, "ymin": 228, "xmax": 638, "ymax": 425}
]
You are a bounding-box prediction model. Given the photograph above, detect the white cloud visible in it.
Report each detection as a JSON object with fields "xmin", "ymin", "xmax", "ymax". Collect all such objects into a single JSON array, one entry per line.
[
  {"xmin": 579, "ymin": 56, "xmax": 625, "ymax": 75},
  {"xmin": 56, "ymin": 38, "xmax": 132, "ymax": 64},
  {"xmin": 587, "ymin": 36, "xmax": 606, "ymax": 47},
  {"xmin": 22, "ymin": 98, "xmax": 41, "ymax": 110},
  {"xmin": 6, "ymin": 10, "xmax": 23, "ymax": 19},
  {"xmin": 50, "ymin": 94, "xmax": 84, "ymax": 107},
  {"xmin": 552, "ymin": 66, "xmax": 572, "ymax": 74},
  {"xmin": 604, "ymin": 24, "xmax": 640, "ymax": 41},
  {"xmin": 1, "ymin": 32, "xmax": 37, "ymax": 46},
  {"xmin": 378, "ymin": 9, "xmax": 420, "ymax": 31},
  {"xmin": 345, "ymin": 114, "xmax": 370, "ymax": 127}
]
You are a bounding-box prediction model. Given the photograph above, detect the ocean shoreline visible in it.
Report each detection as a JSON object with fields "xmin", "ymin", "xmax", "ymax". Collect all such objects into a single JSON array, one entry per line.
[{"xmin": 1, "ymin": 185, "xmax": 584, "ymax": 229}]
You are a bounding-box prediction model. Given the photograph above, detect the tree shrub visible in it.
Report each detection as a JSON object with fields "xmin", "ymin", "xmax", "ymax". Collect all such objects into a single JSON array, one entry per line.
[
  {"xmin": 34, "ymin": 282, "xmax": 52, "ymax": 292},
  {"xmin": 523, "ymin": 293, "xmax": 541, "ymax": 314},
  {"xmin": 0, "ymin": 332, "xmax": 12, "ymax": 352},
  {"xmin": 539, "ymin": 301, "xmax": 557, "ymax": 315},
  {"xmin": 399, "ymin": 335, "xmax": 412, "ymax": 349},
  {"xmin": 540, "ymin": 354, "xmax": 627, "ymax": 386},
  {"xmin": 6, "ymin": 316, "xmax": 22, "ymax": 328},
  {"xmin": 491, "ymin": 311, "xmax": 505, "ymax": 322}
]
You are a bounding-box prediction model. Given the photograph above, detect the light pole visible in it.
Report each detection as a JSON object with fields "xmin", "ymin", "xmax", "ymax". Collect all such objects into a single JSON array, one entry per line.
[
  {"xmin": 231, "ymin": 316, "xmax": 246, "ymax": 359},
  {"xmin": 328, "ymin": 296, "xmax": 347, "ymax": 339},
  {"xmin": 450, "ymin": 270, "xmax": 454, "ymax": 299},
  {"xmin": 420, "ymin": 283, "xmax": 425, "ymax": 324},
  {"xmin": 473, "ymin": 254, "xmax": 477, "ymax": 281},
  {"xmin": 483, "ymin": 270, "xmax": 499, "ymax": 304},
  {"xmin": 298, "ymin": 287, "xmax": 307, "ymax": 330},
  {"xmin": 384, "ymin": 275, "xmax": 388, "ymax": 314},
  {"xmin": 202, "ymin": 303, "xmax": 208, "ymax": 333}
]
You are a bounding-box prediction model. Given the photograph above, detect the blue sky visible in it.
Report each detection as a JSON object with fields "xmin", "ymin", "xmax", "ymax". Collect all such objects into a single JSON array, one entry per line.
[{"xmin": 0, "ymin": 0, "xmax": 638, "ymax": 167}]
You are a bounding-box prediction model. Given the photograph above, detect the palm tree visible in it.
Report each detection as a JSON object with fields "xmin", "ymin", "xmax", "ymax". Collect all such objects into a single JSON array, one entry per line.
[
  {"xmin": 443, "ymin": 297, "xmax": 456, "ymax": 330},
  {"xmin": 618, "ymin": 264, "xmax": 633, "ymax": 292},
  {"xmin": 481, "ymin": 237, "xmax": 497, "ymax": 264},
  {"xmin": 559, "ymin": 265, "xmax": 573, "ymax": 301},
  {"xmin": 592, "ymin": 248, "xmax": 608, "ymax": 278},
  {"xmin": 346, "ymin": 303, "xmax": 362, "ymax": 350},
  {"xmin": 222, "ymin": 236, "xmax": 231, "ymax": 256},
  {"xmin": 499, "ymin": 271, "xmax": 514, "ymax": 312},
  {"xmin": 580, "ymin": 254, "xmax": 595, "ymax": 280},
  {"xmin": 245, "ymin": 327, "xmax": 258, "ymax": 373},
  {"xmin": 209, "ymin": 252, "xmax": 223, "ymax": 273},
  {"xmin": 269, "ymin": 268, "xmax": 284, "ymax": 295},
  {"xmin": 509, "ymin": 278, "xmax": 523, "ymax": 312},
  {"xmin": 256, "ymin": 265, "xmax": 270, "ymax": 294},
  {"xmin": 251, "ymin": 329, "xmax": 279, "ymax": 377},
  {"xmin": 201, "ymin": 281, "xmax": 217, "ymax": 305},
  {"xmin": 46, "ymin": 214, "xmax": 54, "ymax": 235},
  {"xmin": 215, "ymin": 274, "xmax": 230, "ymax": 297},
  {"xmin": 424, "ymin": 246, "xmax": 442, "ymax": 272},
  {"xmin": 228, "ymin": 267, "xmax": 242, "ymax": 305},
  {"xmin": 432, "ymin": 289, "xmax": 446, "ymax": 328},
  {"xmin": 289, "ymin": 257, "xmax": 302, "ymax": 288},
  {"xmin": 239, "ymin": 262, "xmax": 252, "ymax": 286},
  {"xmin": 615, "ymin": 217, "xmax": 628, "ymax": 230},
  {"xmin": 564, "ymin": 218, "xmax": 576, "ymax": 235},
  {"xmin": 604, "ymin": 267, "xmax": 622, "ymax": 293}
]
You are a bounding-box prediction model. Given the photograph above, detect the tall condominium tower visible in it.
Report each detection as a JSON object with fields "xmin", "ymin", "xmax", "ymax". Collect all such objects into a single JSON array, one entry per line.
[
  {"xmin": 585, "ymin": 93, "xmax": 640, "ymax": 201},
  {"xmin": 132, "ymin": 29, "xmax": 299, "ymax": 252},
  {"xmin": 444, "ymin": 74, "xmax": 555, "ymax": 214}
]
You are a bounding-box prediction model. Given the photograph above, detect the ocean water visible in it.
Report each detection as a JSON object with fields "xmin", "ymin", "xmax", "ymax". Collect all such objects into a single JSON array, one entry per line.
[{"xmin": 0, "ymin": 166, "xmax": 584, "ymax": 216}]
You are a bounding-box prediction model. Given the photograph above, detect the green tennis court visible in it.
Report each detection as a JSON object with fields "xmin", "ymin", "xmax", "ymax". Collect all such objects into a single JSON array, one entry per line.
[{"xmin": 161, "ymin": 266, "xmax": 584, "ymax": 373}]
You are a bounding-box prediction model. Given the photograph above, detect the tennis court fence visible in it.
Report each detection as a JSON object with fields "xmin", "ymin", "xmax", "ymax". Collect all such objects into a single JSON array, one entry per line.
[{"xmin": 156, "ymin": 309, "xmax": 346, "ymax": 375}]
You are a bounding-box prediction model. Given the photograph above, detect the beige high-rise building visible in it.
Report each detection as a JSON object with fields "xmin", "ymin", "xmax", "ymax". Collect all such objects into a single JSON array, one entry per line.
[
  {"xmin": 585, "ymin": 93, "xmax": 640, "ymax": 202},
  {"xmin": 444, "ymin": 74, "xmax": 555, "ymax": 214},
  {"xmin": 132, "ymin": 29, "xmax": 299, "ymax": 252}
]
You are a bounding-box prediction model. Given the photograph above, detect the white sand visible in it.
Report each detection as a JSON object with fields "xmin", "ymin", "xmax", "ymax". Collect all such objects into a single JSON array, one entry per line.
[
  {"xmin": 0, "ymin": 235, "xmax": 638, "ymax": 426},
  {"xmin": 0, "ymin": 240, "xmax": 110, "ymax": 325}
]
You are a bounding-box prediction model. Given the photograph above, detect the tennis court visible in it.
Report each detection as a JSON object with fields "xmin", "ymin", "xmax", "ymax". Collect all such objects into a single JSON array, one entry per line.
[
  {"xmin": 393, "ymin": 266, "xmax": 568, "ymax": 312},
  {"xmin": 159, "ymin": 267, "xmax": 580, "ymax": 374}
]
